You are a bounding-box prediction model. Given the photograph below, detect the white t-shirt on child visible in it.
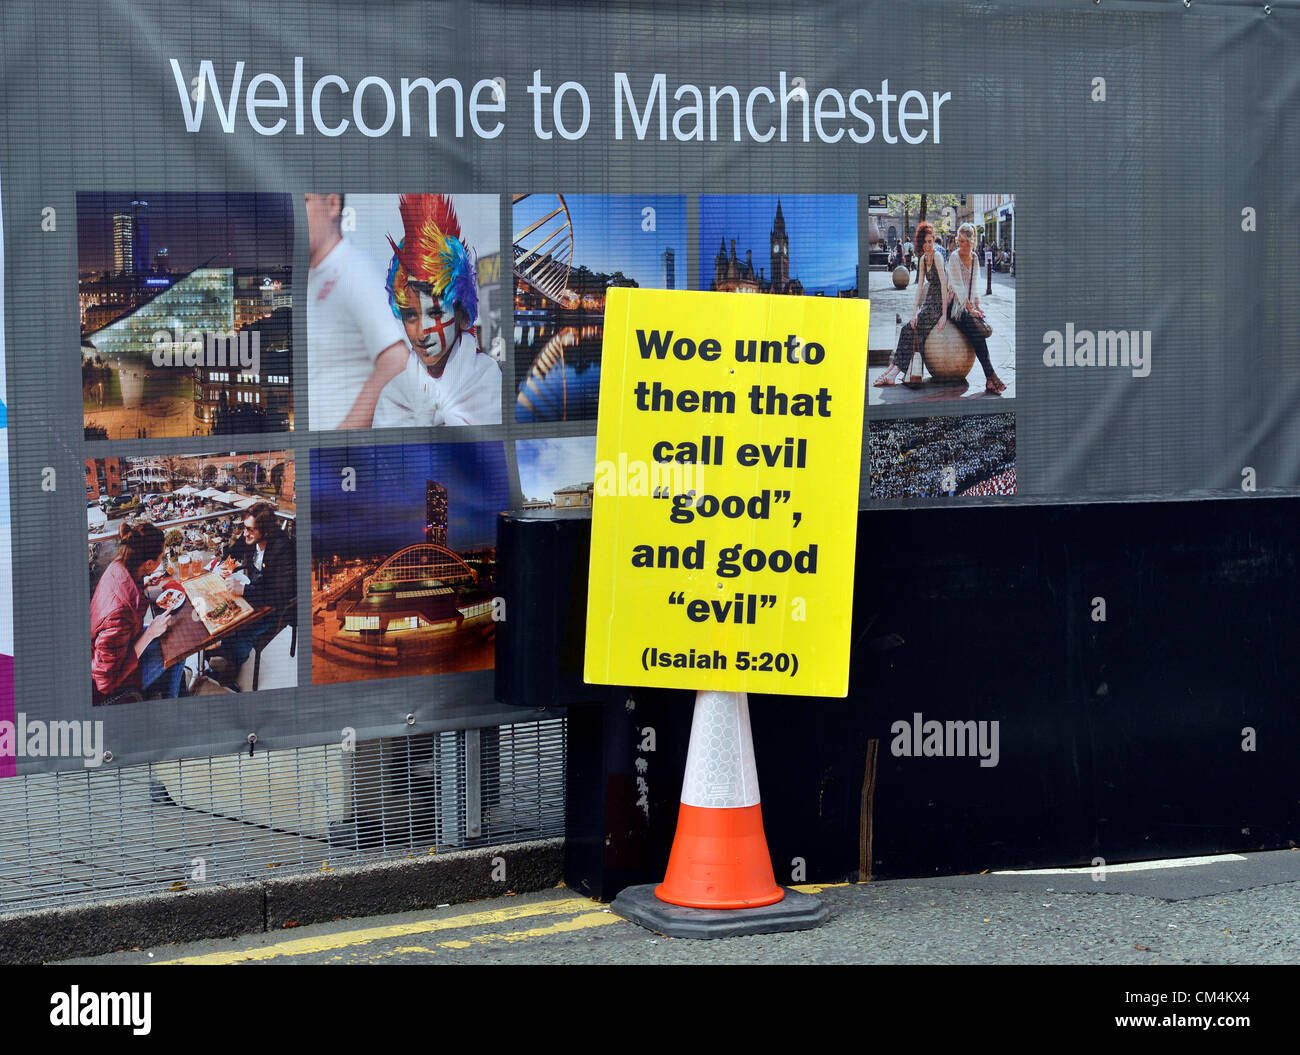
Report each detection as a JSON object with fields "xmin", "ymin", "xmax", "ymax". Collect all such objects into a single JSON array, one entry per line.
[
  {"xmin": 374, "ymin": 333, "xmax": 502, "ymax": 428},
  {"xmin": 306, "ymin": 238, "xmax": 407, "ymax": 431}
]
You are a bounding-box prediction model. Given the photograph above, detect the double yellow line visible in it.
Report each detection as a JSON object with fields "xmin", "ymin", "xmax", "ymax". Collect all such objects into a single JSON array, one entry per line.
[
  {"xmin": 159, "ymin": 897, "xmax": 615, "ymax": 964},
  {"xmin": 158, "ymin": 883, "xmax": 849, "ymax": 963}
]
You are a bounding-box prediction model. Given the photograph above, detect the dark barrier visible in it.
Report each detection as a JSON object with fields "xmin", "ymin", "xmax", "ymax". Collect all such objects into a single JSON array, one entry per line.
[{"xmin": 499, "ymin": 498, "xmax": 1300, "ymax": 894}]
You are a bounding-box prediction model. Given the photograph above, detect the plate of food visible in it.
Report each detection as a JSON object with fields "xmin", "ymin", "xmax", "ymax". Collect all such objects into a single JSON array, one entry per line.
[
  {"xmin": 202, "ymin": 597, "xmax": 242, "ymax": 629},
  {"xmin": 157, "ymin": 588, "xmax": 186, "ymax": 613},
  {"xmin": 188, "ymin": 581, "xmax": 252, "ymax": 633}
]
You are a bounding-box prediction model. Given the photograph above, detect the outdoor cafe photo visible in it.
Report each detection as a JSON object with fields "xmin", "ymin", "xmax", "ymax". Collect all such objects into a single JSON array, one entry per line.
[{"xmin": 86, "ymin": 451, "xmax": 298, "ymax": 703}]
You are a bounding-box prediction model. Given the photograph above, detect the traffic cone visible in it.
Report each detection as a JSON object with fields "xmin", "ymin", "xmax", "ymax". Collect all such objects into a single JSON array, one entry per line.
[{"xmin": 654, "ymin": 689, "xmax": 784, "ymax": 909}]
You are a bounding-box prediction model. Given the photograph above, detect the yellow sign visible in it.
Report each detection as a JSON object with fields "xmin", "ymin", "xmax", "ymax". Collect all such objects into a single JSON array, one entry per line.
[{"xmin": 585, "ymin": 288, "xmax": 868, "ymax": 697}]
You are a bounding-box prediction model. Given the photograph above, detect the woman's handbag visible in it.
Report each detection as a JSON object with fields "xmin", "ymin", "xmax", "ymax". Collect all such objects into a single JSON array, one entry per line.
[{"xmin": 904, "ymin": 325, "xmax": 925, "ymax": 384}]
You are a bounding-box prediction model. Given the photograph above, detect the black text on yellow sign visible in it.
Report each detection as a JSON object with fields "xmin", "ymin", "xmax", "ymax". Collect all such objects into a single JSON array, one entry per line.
[{"xmin": 585, "ymin": 288, "xmax": 868, "ymax": 697}]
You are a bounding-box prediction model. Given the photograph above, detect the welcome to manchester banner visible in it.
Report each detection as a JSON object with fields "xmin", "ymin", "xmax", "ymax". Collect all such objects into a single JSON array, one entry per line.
[{"xmin": 0, "ymin": 0, "xmax": 1296, "ymax": 771}]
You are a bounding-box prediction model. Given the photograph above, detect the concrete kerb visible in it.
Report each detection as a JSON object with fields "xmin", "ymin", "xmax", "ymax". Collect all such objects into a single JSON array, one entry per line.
[
  {"xmin": 0, "ymin": 837, "xmax": 564, "ymax": 964},
  {"xmin": 0, "ymin": 883, "xmax": 265, "ymax": 966},
  {"xmin": 264, "ymin": 838, "xmax": 564, "ymax": 928}
]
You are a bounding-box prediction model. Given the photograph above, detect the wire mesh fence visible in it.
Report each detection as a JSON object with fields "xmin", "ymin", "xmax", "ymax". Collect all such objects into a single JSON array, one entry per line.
[{"xmin": 0, "ymin": 718, "xmax": 566, "ymax": 914}]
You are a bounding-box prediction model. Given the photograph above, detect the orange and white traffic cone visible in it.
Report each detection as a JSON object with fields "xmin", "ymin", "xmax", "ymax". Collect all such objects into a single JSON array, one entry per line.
[
  {"xmin": 654, "ymin": 689, "xmax": 784, "ymax": 909},
  {"xmin": 612, "ymin": 688, "xmax": 827, "ymax": 937}
]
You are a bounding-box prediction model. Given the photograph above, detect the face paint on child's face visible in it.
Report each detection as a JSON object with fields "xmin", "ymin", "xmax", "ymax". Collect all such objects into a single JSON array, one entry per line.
[{"xmin": 403, "ymin": 288, "xmax": 458, "ymax": 364}]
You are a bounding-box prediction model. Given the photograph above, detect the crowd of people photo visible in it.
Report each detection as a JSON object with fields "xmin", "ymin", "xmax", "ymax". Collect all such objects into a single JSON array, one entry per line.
[{"xmin": 869, "ymin": 413, "xmax": 1016, "ymax": 500}]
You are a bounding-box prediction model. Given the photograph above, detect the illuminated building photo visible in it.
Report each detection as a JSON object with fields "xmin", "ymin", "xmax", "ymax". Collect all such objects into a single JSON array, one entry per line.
[
  {"xmin": 310, "ymin": 442, "xmax": 508, "ymax": 685},
  {"xmin": 77, "ymin": 193, "xmax": 294, "ymax": 440},
  {"xmin": 513, "ymin": 194, "xmax": 685, "ymax": 423}
]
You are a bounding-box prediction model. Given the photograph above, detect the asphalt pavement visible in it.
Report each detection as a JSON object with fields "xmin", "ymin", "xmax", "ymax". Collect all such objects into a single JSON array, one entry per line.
[{"xmin": 61, "ymin": 848, "xmax": 1300, "ymax": 965}]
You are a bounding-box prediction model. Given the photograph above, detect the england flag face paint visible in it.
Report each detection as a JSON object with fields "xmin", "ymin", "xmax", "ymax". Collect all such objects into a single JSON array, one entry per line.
[{"xmin": 405, "ymin": 288, "xmax": 458, "ymax": 366}]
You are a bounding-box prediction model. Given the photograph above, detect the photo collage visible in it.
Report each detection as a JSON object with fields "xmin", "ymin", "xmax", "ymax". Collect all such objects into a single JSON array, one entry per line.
[{"xmin": 76, "ymin": 189, "xmax": 1017, "ymax": 709}]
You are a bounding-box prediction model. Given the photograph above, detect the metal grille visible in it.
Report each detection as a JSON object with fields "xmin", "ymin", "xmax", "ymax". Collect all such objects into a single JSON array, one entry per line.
[{"xmin": 0, "ymin": 719, "xmax": 566, "ymax": 914}]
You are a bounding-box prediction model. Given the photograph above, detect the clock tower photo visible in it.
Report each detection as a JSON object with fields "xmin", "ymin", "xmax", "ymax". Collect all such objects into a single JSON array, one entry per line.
[
  {"xmin": 710, "ymin": 198, "xmax": 804, "ymax": 296},
  {"xmin": 770, "ymin": 198, "xmax": 789, "ymax": 290}
]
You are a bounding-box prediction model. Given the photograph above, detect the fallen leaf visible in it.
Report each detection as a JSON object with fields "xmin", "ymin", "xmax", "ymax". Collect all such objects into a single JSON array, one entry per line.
[
  {"xmin": 281, "ymin": 920, "xmax": 300, "ymax": 929},
  {"xmin": 1134, "ymin": 943, "xmax": 1150, "ymax": 951},
  {"xmin": 168, "ymin": 882, "xmax": 187, "ymax": 892}
]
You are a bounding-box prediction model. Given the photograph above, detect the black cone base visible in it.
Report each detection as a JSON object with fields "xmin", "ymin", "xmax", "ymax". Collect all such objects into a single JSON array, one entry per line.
[{"xmin": 611, "ymin": 884, "xmax": 828, "ymax": 939}]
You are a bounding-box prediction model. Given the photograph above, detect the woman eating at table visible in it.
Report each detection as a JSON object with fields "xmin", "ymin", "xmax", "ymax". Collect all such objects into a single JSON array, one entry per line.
[{"xmin": 90, "ymin": 521, "xmax": 187, "ymax": 703}]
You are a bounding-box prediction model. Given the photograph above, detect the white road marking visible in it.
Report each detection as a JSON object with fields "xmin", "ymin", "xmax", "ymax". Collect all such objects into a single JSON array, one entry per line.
[{"xmin": 995, "ymin": 854, "xmax": 1247, "ymax": 876}]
